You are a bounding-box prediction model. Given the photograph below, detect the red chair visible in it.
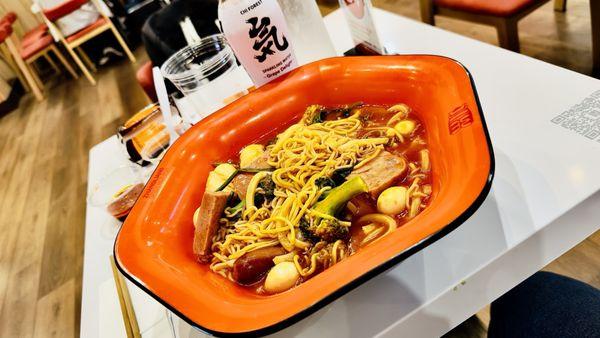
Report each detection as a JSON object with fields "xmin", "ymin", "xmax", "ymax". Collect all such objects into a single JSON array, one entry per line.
[
  {"xmin": 136, "ymin": 61, "xmax": 156, "ymax": 102},
  {"xmin": 0, "ymin": 12, "xmax": 78, "ymax": 98},
  {"xmin": 41, "ymin": 0, "xmax": 136, "ymax": 85},
  {"xmin": 9, "ymin": 12, "xmax": 79, "ymax": 87},
  {"xmin": 420, "ymin": 0, "xmax": 563, "ymax": 52},
  {"xmin": 0, "ymin": 21, "xmax": 43, "ymax": 100},
  {"xmin": 22, "ymin": 24, "xmax": 49, "ymax": 44},
  {"xmin": 2, "ymin": 12, "xmax": 16, "ymax": 25},
  {"xmin": 20, "ymin": 30, "xmax": 79, "ymax": 84},
  {"xmin": 0, "ymin": 25, "xmax": 9, "ymax": 45}
]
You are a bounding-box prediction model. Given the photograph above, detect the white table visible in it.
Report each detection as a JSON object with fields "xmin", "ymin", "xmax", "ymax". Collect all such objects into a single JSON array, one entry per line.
[{"xmin": 81, "ymin": 8, "xmax": 600, "ymax": 338}]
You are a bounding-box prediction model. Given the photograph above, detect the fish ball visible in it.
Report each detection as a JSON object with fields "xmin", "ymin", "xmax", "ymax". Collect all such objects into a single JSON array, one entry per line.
[
  {"xmin": 240, "ymin": 144, "xmax": 265, "ymax": 168},
  {"xmin": 377, "ymin": 186, "xmax": 408, "ymax": 215},
  {"xmin": 394, "ymin": 120, "xmax": 416, "ymax": 136},
  {"xmin": 264, "ymin": 262, "xmax": 300, "ymax": 293}
]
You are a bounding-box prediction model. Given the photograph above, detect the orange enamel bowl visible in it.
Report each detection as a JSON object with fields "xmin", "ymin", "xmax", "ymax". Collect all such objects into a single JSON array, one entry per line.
[{"xmin": 114, "ymin": 55, "xmax": 494, "ymax": 336}]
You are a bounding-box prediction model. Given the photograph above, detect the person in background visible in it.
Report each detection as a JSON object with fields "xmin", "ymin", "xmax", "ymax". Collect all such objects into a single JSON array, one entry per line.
[
  {"xmin": 141, "ymin": 0, "xmax": 220, "ymax": 67},
  {"xmin": 488, "ymin": 271, "xmax": 600, "ymax": 338}
]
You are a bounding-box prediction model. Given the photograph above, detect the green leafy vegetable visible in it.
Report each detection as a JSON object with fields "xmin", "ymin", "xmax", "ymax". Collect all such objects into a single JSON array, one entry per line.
[
  {"xmin": 330, "ymin": 166, "xmax": 354, "ymax": 186},
  {"xmin": 215, "ymin": 167, "xmax": 274, "ymax": 192}
]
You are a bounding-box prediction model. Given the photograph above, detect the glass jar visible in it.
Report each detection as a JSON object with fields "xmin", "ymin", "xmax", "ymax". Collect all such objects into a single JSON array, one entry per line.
[{"xmin": 161, "ymin": 34, "xmax": 251, "ymax": 120}]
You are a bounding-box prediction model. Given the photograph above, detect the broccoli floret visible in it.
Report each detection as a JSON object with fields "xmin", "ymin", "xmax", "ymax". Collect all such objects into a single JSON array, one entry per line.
[
  {"xmin": 302, "ymin": 103, "xmax": 363, "ymax": 125},
  {"xmin": 315, "ymin": 177, "xmax": 336, "ymax": 190},
  {"xmin": 330, "ymin": 166, "xmax": 354, "ymax": 186},
  {"xmin": 300, "ymin": 218, "xmax": 349, "ymax": 243},
  {"xmin": 254, "ymin": 175, "xmax": 275, "ymax": 206},
  {"xmin": 301, "ymin": 176, "xmax": 368, "ymax": 242},
  {"xmin": 315, "ymin": 166, "xmax": 353, "ymax": 191},
  {"xmin": 315, "ymin": 166, "xmax": 355, "ymax": 201},
  {"xmin": 302, "ymin": 105, "xmax": 325, "ymax": 125},
  {"xmin": 314, "ymin": 218, "xmax": 349, "ymax": 242},
  {"xmin": 299, "ymin": 218, "xmax": 320, "ymax": 243},
  {"xmin": 258, "ymin": 175, "xmax": 275, "ymax": 196}
]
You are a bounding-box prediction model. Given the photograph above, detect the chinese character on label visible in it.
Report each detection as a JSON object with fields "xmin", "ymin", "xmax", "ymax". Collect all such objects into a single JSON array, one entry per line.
[
  {"xmin": 247, "ymin": 17, "xmax": 290, "ymax": 63},
  {"xmin": 219, "ymin": 0, "xmax": 298, "ymax": 87}
]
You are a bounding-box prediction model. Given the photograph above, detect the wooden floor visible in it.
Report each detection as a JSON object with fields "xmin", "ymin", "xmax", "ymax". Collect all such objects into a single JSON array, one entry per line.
[
  {"xmin": 320, "ymin": 0, "xmax": 597, "ymax": 76},
  {"xmin": 0, "ymin": 49, "xmax": 149, "ymax": 338},
  {"xmin": 0, "ymin": 1, "xmax": 597, "ymax": 337}
]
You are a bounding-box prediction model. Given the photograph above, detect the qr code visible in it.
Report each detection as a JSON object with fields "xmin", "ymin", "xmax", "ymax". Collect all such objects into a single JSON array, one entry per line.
[{"xmin": 551, "ymin": 90, "xmax": 600, "ymax": 142}]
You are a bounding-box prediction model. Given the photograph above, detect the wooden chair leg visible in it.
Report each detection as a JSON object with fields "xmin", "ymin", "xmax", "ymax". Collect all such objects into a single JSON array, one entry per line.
[
  {"xmin": 419, "ymin": 0, "xmax": 436, "ymax": 25},
  {"xmin": 30, "ymin": 60, "xmax": 42, "ymax": 76},
  {"xmin": 0, "ymin": 80, "xmax": 9, "ymax": 101},
  {"xmin": 4, "ymin": 36, "xmax": 43, "ymax": 100},
  {"xmin": 496, "ymin": 18, "xmax": 520, "ymax": 52},
  {"xmin": 65, "ymin": 45, "xmax": 96, "ymax": 85},
  {"xmin": 554, "ymin": 0, "xmax": 567, "ymax": 12},
  {"xmin": 0, "ymin": 44, "xmax": 30, "ymax": 92},
  {"xmin": 26, "ymin": 61, "xmax": 44, "ymax": 89},
  {"xmin": 51, "ymin": 45, "xmax": 78, "ymax": 79},
  {"xmin": 43, "ymin": 52, "xmax": 61, "ymax": 75},
  {"xmin": 109, "ymin": 24, "xmax": 136, "ymax": 63},
  {"xmin": 76, "ymin": 47, "xmax": 97, "ymax": 73}
]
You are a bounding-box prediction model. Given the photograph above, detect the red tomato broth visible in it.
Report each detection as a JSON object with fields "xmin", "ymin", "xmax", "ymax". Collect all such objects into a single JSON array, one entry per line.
[
  {"xmin": 346, "ymin": 105, "xmax": 432, "ymax": 252},
  {"xmin": 216, "ymin": 104, "xmax": 432, "ymax": 295}
]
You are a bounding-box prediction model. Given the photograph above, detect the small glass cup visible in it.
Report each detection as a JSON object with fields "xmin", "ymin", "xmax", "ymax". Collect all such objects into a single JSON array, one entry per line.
[
  {"xmin": 161, "ymin": 34, "xmax": 251, "ymax": 123},
  {"xmin": 139, "ymin": 131, "xmax": 171, "ymax": 165},
  {"xmin": 117, "ymin": 102, "xmax": 189, "ymax": 168},
  {"xmin": 88, "ymin": 165, "xmax": 145, "ymax": 221}
]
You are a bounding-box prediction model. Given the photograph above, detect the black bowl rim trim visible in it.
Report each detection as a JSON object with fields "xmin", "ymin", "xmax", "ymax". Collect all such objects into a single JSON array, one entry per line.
[{"xmin": 113, "ymin": 54, "xmax": 496, "ymax": 337}]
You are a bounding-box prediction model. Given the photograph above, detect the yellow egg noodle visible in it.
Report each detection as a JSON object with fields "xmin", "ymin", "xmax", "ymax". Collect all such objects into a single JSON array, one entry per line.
[{"xmin": 209, "ymin": 107, "xmax": 428, "ymax": 282}]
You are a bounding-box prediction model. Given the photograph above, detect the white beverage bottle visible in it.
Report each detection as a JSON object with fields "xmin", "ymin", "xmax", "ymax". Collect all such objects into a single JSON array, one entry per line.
[
  {"xmin": 277, "ymin": 0, "xmax": 337, "ymax": 65},
  {"xmin": 218, "ymin": 0, "xmax": 299, "ymax": 87}
]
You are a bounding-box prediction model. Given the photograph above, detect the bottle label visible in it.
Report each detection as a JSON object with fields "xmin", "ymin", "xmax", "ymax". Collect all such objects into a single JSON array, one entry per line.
[{"xmin": 219, "ymin": 0, "xmax": 299, "ymax": 86}]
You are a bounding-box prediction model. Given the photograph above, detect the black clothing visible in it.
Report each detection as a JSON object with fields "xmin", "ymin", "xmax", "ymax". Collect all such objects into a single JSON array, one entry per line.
[{"xmin": 141, "ymin": 0, "xmax": 220, "ymax": 67}]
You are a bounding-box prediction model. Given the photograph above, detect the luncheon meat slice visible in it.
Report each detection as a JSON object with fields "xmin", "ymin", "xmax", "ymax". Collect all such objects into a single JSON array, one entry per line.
[
  {"xmin": 348, "ymin": 151, "xmax": 407, "ymax": 198},
  {"xmin": 230, "ymin": 173, "xmax": 254, "ymax": 199},
  {"xmin": 229, "ymin": 152, "xmax": 273, "ymax": 199},
  {"xmin": 193, "ymin": 191, "xmax": 230, "ymax": 263}
]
